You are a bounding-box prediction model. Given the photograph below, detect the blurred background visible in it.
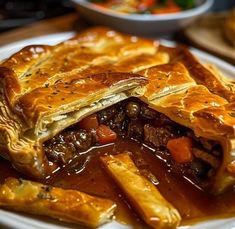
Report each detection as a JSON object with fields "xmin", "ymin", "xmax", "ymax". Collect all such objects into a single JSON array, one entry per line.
[
  {"xmin": 0, "ymin": 0, "xmax": 75, "ymax": 32},
  {"xmin": 0, "ymin": 0, "xmax": 234, "ymax": 32}
]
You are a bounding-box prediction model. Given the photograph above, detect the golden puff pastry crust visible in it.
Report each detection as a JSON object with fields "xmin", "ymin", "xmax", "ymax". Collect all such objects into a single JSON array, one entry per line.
[
  {"xmin": 0, "ymin": 27, "xmax": 235, "ymax": 195},
  {"xmin": 146, "ymin": 86, "xmax": 235, "ymax": 194},
  {"xmin": 148, "ymin": 85, "xmax": 228, "ymax": 131},
  {"xmin": 101, "ymin": 152, "xmax": 181, "ymax": 229},
  {"xmin": 1, "ymin": 27, "xmax": 163, "ymax": 177},
  {"xmin": 0, "ymin": 71, "xmax": 147, "ymax": 177},
  {"xmin": 139, "ymin": 62, "xmax": 196, "ymax": 101},
  {"xmin": 0, "ymin": 177, "xmax": 116, "ymax": 227},
  {"xmin": 158, "ymin": 45, "xmax": 235, "ymax": 102}
]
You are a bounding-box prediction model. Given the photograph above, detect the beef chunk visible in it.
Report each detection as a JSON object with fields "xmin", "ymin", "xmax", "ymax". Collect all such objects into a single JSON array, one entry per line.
[
  {"xmin": 128, "ymin": 120, "xmax": 143, "ymax": 139},
  {"xmin": 97, "ymin": 104, "xmax": 128, "ymax": 135},
  {"xmin": 114, "ymin": 109, "xmax": 126, "ymax": 125},
  {"xmin": 62, "ymin": 130, "xmax": 93, "ymax": 151},
  {"xmin": 98, "ymin": 106, "xmax": 117, "ymax": 124},
  {"xmin": 144, "ymin": 124, "xmax": 175, "ymax": 148},
  {"xmin": 44, "ymin": 129, "xmax": 93, "ymax": 164},
  {"xmin": 107, "ymin": 109, "xmax": 128, "ymax": 135},
  {"xmin": 154, "ymin": 113, "xmax": 175, "ymax": 127},
  {"xmin": 125, "ymin": 101, "xmax": 140, "ymax": 119},
  {"xmin": 192, "ymin": 148, "xmax": 220, "ymax": 169},
  {"xmin": 140, "ymin": 104, "xmax": 156, "ymax": 120},
  {"xmin": 190, "ymin": 159, "xmax": 212, "ymax": 180},
  {"xmin": 44, "ymin": 142, "xmax": 75, "ymax": 164}
]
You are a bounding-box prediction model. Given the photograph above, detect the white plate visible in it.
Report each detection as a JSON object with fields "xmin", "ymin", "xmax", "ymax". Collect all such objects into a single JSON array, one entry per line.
[{"xmin": 0, "ymin": 32, "xmax": 235, "ymax": 229}]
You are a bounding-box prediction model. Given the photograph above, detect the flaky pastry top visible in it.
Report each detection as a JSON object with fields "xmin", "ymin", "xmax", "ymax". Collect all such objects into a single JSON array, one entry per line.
[{"xmin": 0, "ymin": 27, "xmax": 235, "ymax": 193}]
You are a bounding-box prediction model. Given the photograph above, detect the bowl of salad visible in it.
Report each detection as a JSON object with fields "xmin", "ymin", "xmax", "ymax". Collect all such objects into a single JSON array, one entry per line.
[{"xmin": 72, "ymin": 0, "xmax": 214, "ymax": 35}]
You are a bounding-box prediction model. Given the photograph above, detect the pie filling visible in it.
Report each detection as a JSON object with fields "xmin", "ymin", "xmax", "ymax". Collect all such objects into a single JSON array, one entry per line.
[{"xmin": 43, "ymin": 98, "xmax": 223, "ymax": 187}]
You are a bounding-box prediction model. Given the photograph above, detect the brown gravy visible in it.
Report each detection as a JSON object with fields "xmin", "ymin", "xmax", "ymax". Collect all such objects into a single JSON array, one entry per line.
[{"xmin": 0, "ymin": 137, "xmax": 235, "ymax": 227}]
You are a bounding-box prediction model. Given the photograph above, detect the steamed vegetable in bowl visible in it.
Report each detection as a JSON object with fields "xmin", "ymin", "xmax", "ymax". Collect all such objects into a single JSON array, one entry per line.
[
  {"xmin": 71, "ymin": 0, "xmax": 213, "ymax": 35},
  {"xmin": 89, "ymin": 0, "xmax": 196, "ymax": 14}
]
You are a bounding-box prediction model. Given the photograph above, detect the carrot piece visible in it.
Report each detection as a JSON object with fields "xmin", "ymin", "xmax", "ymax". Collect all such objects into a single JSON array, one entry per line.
[
  {"xmin": 97, "ymin": 124, "xmax": 117, "ymax": 144},
  {"xmin": 79, "ymin": 114, "xmax": 99, "ymax": 130},
  {"xmin": 152, "ymin": 1, "xmax": 182, "ymax": 15},
  {"xmin": 152, "ymin": 6, "xmax": 181, "ymax": 14},
  {"xmin": 167, "ymin": 136, "xmax": 193, "ymax": 163},
  {"xmin": 144, "ymin": 0, "xmax": 155, "ymax": 7},
  {"xmin": 138, "ymin": 0, "xmax": 155, "ymax": 10}
]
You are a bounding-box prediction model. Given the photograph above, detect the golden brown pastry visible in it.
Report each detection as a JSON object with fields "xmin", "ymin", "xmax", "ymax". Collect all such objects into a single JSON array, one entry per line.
[
  {"xmin": 0, "ymin": 177, "xmax": 116, "ymax": 227},
  {"xmin": 158, "ymin": 45, "xmax": 235, "ymax": 102},
  {"xmin": 205, "ymin": 63, "xmax": 235, "ymax": 93},
  {"xmin": 0, "ymin": 26, "xmax": 235, "ymax": 197},
  {"xmin": 138, "ymin": 62, "xmax": 196, "ymax": 101},
  {"xmin": 146, "ymin": 86, "xmax": 234, "ymax": 194},
  {"xmin": 0, "ymin": 71, "xmax": 147, "ymax": 177},
  {"xmin": 101, "ymin": 152, "xmax": 181, "ymax": 229},
  {"xmin": 0, "ymin": 26, "xmax": 159, "ymax": 177}
]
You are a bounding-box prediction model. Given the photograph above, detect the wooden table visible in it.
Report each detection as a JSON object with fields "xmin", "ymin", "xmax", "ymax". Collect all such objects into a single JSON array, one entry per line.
[{"xmin": 0, "ymin": 13, "xmax": 85, "ymax": 47}]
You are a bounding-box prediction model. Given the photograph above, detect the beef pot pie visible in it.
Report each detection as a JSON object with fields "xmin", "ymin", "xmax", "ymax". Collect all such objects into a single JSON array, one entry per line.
[{"xmin": 0, "ymin": 27, "xmax": 234, "ymax": 228}]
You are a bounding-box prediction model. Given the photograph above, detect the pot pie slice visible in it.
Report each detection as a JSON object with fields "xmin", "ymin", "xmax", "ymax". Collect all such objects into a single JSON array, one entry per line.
[
  {"xmin": 0, "ymin": 27, "xmax": 165, "ymax": 178},
  {"xmin": 0, "ymin": 70, "xmax": 147, "ymax": 178},
  {"xmin": 0, "ymin": 26, "xmax": 235, "ymax": 199},
  {"xmin": 1, "ymin": 26, "xmax": 235, "ymax": 229},
  {"xmin": 101, "ymin": 152, "xmax": 181, "ymax": 229},
  {"xmin": 0, "ymin": 177, "xmax": 116, "ymax": 227}
]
